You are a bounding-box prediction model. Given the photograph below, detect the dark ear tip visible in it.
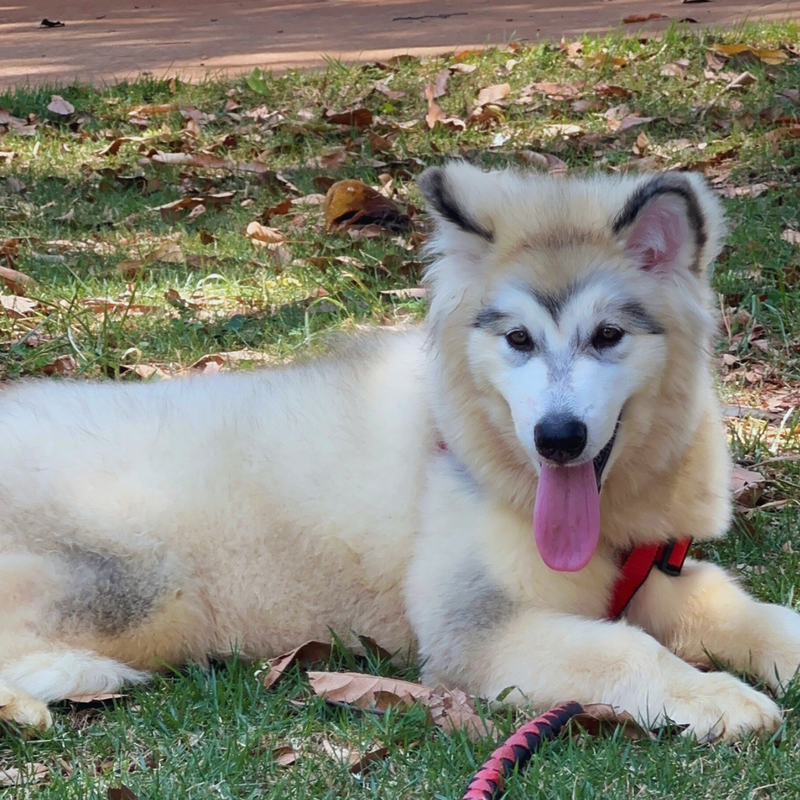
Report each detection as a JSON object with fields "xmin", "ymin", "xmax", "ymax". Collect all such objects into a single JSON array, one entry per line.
[{"xmin": 417, "ymin": 166, "xmax": 445, "ymax": 204}]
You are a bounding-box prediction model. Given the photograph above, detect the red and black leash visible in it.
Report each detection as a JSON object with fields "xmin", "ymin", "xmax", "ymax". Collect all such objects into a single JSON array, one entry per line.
[{"xmin": 461, "ymin": 702, "xmax": 585, "ymax": 800}]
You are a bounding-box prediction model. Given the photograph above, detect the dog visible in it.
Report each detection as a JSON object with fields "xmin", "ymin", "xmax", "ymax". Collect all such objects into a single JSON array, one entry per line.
[{"xmin": 1, "ymin": 162, "xmax": 799, "ymax": 742}]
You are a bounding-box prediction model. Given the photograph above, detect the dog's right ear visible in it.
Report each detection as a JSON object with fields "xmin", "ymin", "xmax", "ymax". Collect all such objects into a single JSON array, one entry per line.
[{"xmin": 418, "ymin": 163, "xmax": 496, "ymax": 245}]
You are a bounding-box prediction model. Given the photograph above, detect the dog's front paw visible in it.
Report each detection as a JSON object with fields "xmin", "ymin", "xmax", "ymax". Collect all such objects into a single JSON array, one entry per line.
[
  {"xmin": 0, "ymin": 685, "xmax": 52, "ymax": 731},
  {"xmin": 755, "ymin": 604, "xmax": 800, "ymax": 694},
  {"xmin": 664, "ymin": 671, "xmax": 781, "ymax": 743}
]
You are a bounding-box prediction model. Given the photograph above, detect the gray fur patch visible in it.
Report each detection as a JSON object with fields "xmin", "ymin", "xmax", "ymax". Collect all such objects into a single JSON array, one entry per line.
[
  {"xmin": 56, "ymin": 545, "xmax": 173, "ymax": 636},
  {"xmin": 441, "ymin": 558, "xmax": 511, "ymax": 635}
]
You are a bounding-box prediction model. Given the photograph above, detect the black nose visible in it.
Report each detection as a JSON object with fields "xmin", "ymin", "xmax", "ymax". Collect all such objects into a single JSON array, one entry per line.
[{"xmin": 534, "ymin": 415, "xmax": 588, "ymax": 464}]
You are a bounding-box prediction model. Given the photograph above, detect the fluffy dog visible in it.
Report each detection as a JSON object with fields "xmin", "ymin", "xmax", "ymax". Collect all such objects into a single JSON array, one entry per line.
[{"xmin": 1, "ymin": 163, "xmax": 798, "ymax": 741}]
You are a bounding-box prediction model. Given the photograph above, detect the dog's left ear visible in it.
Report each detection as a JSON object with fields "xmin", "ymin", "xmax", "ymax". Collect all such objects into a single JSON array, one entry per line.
[{"xmin": 613, "ymin": 173, "xmax": 725, "ymax": 276}]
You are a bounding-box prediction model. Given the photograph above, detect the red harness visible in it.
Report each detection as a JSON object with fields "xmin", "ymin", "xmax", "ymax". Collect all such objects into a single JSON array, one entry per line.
[{"xmin": 608, "ymin": 538, "xmax": 692, "ymax": 619}]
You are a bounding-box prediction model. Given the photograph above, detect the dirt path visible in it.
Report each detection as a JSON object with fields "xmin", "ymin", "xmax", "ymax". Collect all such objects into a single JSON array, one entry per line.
[{"xmin": 3, "ymin": 0, "xmax": 800, "ymax": 88}]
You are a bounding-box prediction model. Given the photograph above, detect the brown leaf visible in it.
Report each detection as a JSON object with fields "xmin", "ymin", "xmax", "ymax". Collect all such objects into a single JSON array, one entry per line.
[
  {"xmin": 262, "ymin": 641, "xmax": 333, "ymax": 690},
  {"xmin": 529, "ymin": 81, "xmax": 584, "ymax": 100},
  {"xmin": 47, "ymin": 94, "xmax": 74, "ymax": 115},
  {"xmin": 39, "ymin": 354, "xmax": 77, "ymax": 377},
  {"xmin": 596, "ymin": 83, "xmax": 632, "ymax": 99},
  {"xmin": 569, "ymin": 703, "xmax": 656, "ymax": 740},
  {"xmin": 725, "ymin": 71, "xmax": 758, "ymax": 90},
  {"xmin": 308, "ymin": 672, "xmax": 495, "ymax": 740},
  {"xmin": 245, "ymin": 221, "xmax": 285, "ymax": 247},
  {"xmin": 782, "ymin": 230, "xmax": 800, "ymax": 246},
  {"xmin": 320, "ymin": 740, "xmax": 390, "ymax": 773},
  {"xmin": 324, "ymin": 179, "xmax": 409, "ymax": 233},
  {"xmin": 129, "ymin": 103, "xmax": 180, "ymax": 116},
  {"xmin": 623, "ymin": 13, "xmax": 668, "ymax": 23},
  {"xmin": 0, "ymin": 294, "xmax": 38, "ymax": 319},
  {"xmin": 0, "ymin": 764, "xmax": 49, "ymax": 788},
  {"xmin": 272, "ymin": 746, "xmax": 301, "ymax": 767},
  {"xmin": 107, "ymin": 786, "xmax": 138, "ymax": 800},
  {"xmin": 710, "ymin": 43, "xmax": 789, "ymax": 66},
  {"xmin": 307, "ymin": 146, "xmax": 349, "ymax": 170},
  {"xmin": 373, "ymin": 80, "xmax": 405, "ymax": 100},
  {"xmin": 380, "ymin": 287, "xmax": 427, "ymax": 300},
  {"xmin": 326, "ymin": 108, "xmax": 374, "ymax": 127},
  {"xmin": 146, "ymin": 242, "xmax": 185, "ymax": 264},
  {"xmin": 732, "ymin": 466, "xmax": 766, "ymax": 507},
  {"xmin": 424, "ymin": 84, "xmax": 466, "ymax": 131},
  {"xmin": 116, "ymin": 259, "xmax": 145, "ymax": 279},
  {"xmin": 147, "ymin": 151, "xmax": 274, "ymax": 175},
  {"xmin": 477, "ymin": 83, "xmax": 511, "ymax": 107},
  {"xmin": 661, "ymin": 62, "xmax": 688, "ymax": 79},
  {"xmin": 428, "ymin": 68, "xmax": 450, "ymax": 99},
  {"xmin": 516, "ymin": 151, "xmax": 568, "ymax": 175},
  {"xmin": 261, "ymin": 198, "xmax": 293, "ymax": 223},
  {"xmin": 449, "ymin": 63, "xmax": 477, "ymax": 74},
  {"xmin": 0, "ymin": 266, "xmax": 36, "ymax": 295},
  {"xmin": 66, "ymin": 692, "xmax": 126, "ymax": 704}
]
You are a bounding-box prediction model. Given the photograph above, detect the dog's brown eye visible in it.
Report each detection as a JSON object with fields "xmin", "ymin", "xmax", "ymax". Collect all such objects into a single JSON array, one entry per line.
[
  {"xmin": 592, "ymin": 325, "xmax": 625, "ymax": 350},
  {"xmin": 505, "ymin": 329, "xmax": 534, "ymax": 352}
]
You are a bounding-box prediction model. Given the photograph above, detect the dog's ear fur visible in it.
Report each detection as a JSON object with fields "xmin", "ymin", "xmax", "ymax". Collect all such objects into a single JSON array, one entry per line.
[
  {"xmin": 613, "ymin": 173, "xmax": 725, "ymax": 276},
  {"xmin": 418, "ymin": 163, "xmax": 497, "ymax": 245}
]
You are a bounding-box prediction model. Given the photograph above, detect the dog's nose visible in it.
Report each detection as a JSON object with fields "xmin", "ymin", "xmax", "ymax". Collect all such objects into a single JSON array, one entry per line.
[{"xmin": 534, "ymin": 415, "xmax": 588, "ymax": 464}]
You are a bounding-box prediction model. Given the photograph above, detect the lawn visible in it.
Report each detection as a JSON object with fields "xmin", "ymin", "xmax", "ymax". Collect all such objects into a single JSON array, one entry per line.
[{"xmin": 2, "ymin": 19, "xmax": 800, "ymax": 799}]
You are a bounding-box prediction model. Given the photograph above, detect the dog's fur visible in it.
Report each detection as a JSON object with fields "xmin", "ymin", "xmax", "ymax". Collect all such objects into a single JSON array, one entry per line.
[{"xmin": 2, "ymin": 163, "xmax": 800, "ymax": 741}]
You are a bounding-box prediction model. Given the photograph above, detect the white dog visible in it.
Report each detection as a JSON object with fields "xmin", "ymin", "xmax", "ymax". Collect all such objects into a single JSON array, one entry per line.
[{"xmin": 1, "ymin": 163, "xmax": 798, "ymax": 742}]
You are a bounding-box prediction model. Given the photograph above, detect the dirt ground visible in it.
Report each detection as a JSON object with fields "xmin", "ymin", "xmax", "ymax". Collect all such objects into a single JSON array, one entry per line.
[{"xmin": 3, "ymin": 0, "xmax": 800, "ymax": 88}]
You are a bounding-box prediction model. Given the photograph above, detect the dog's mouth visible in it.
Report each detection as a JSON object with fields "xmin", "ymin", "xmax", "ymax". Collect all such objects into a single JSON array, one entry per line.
[
  {"xmin": 592, "ymin": 418, "xmax": 620, "ymax": 492},
  {"xmin": 534, "ymin": 416, "xmax": 622, "ymax": 574}
]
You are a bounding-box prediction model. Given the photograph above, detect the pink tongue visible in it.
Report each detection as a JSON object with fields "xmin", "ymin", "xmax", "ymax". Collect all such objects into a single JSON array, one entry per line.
[{"xmin": 534, "ymin": 461, "xmax": 600, "ymax": 572}]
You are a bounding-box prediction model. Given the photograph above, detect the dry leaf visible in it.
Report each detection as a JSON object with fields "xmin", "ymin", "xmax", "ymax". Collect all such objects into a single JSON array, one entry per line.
[
  {"xmin": 710, "ymin": 43, "xmax": 789, "ymax": 66},
  {"xmin": 0, "ymin": 764, "xmax": 49, "ymax": 788},
  {"xmin": 476, "ymin": 83, "xmax": 510, "ymax": 107},
  {"xmin": 324, "ymin": 180, "xmax": 409, "ymax": 233},
  {"xmin": 529, "ymin": 81, "xmax": 584, "ymax": 100},
  {"xmin": 373, "ymin": 80, "xmax": 405, "ymax": 100},
  {"xmin": 326, "ymin": 108, "xmax": 373, "ymax": 127},
  {"xmin": 320, "ymin": 740, "xmax": 390, "ymax": 773},
  {"xmin": 570, "ymin": 703, "xmax": 656, "ymax": 740},
  {"xmin": 449, "ymin": 63, "xmax": 477, "ymax": 74},
  {"xmin": 424, "ymin": 84, "xmax": 466, "ymax": 130},
  {"xmin": 39, "ymin": 355, "xmax": 77, "ymax": 376},
  {"xmin": 107, "ymin": 786, "xmax": 138, "ymax": 800},
  {"xmin": 245, "ymin": 221, "xmax": 285, "ymax": 246},
  {"xmin": 732, "ymin": 466, "xmax": 765, "ymax": 507},
  {"xmin": 516, "ymin": 151, "xmax": 568, "ymax": 175},
  {"xmin": 726, "ymin": 71, "xmax": 757, "ymax": 90},
  {"xmin": 146, "ymin": 242, "xmax": 184, "ymax": 264},
  {"xmin": 261, "ymin": 198, "xmax": 293, "ymax": 222},
  {"xmin": 427, "ymin": 68, "xmax": 450, "ymax": 99},
  {"xmin": 623, "ymin": 13, "xmax": 668, "ymax": 23},
  {"xmin": 66, "ymin": 692, "xmax": 125, "ymax": 704},
  {"xmin": 661, "ymin": 62, "xmax": 687, "ymax": 79},
  {"xmin": 596, "ymin": 83, "xmax": 632, "ymax": 99},
  {"xmin": 47, "ymin": 95, "xmax": 74, "ymax": 115},
  {"xmin": 0, "ymin": 265, "xmax": 36, "ymax": 295},
  {"xmin": 541, "ymin": 123, "xmax": 584, "ymax": 138},
  {"xmin": 782, "ymin": 230, "xmax": 800, "ymax": 246},
  {"xmin": 116, "ymin": 259, "xmax": 145, "ymax": 278},
  {"xmin": 272, "ymin": 745, "xmax": 301, "ymax": 767},
  {"xmin": 147, "ymin": 151, "xmax": 273, "ymax": 175},
  {"xmin": 380, "ymin": 287, "xmax": 427, "ymax": 300},
  {"xmin": 262, "ymin": 641, "xmax": 333, "ymax": 690},
  {"xmin": 425, "ymin": 685, "xmax": 497, "ymax": 740},
  {"xmin": 1, "ymin": 294, "xmax": 38, "ymax": 319}
]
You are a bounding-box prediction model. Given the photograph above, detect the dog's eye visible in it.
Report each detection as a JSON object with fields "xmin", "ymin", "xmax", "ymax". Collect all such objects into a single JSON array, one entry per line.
[
  {"xmin": 505, "ymin": 329, "xmax": 534, "ymax": 352},
  {"xmin": 592, "ymin": 325, "xmax": 625, "ymax": 350}
]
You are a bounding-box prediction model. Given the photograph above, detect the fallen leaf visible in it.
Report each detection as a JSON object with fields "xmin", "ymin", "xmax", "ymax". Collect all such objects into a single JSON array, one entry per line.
[
  {"xmin": 65, "ymin": 692, "xmax": 125, "ymax": 704},
  {"xmin": 246, "ymin": 221, "xmax": 285, "ymax": 246},
  {"xmin": 661, "ymin": 61, "xmax": 688, "ymax": 79},
  {"xmin": 569, "ymin": 703, "xmax": 656, "ymax": 740},
  {"xmin": 596, "ymin": 83, "xmax": 632, "ymax": 99},
  {"xmin": 262, "ymin": 641, "xmax": 333, "ymax": 690},
  {"xmin": 107, "ymin": 786, "xmax": 138, "ymax": 800},
  {"xmin": 273, "ymin": 746, "xmax": 301, "ymax": 767},
  {"xmin": 732, "ymin": 466, "xmax": 765, "ymax": 507},
  {"xmin": 116, "ymin": 259, "xmax": 145, "ymax": 278},
  {"xmin": 261, "ymin": 197, "xmax": 293, "ymax": 222},
  {"xmin": 380, "ymin": 287, "xmax": 427, "ymax": 300},
  {"xmin": 38, "ymin": 354, "xmax": 77, "ymax": 377},
  {"xmin": 326, "ymin": 108, "xmax": 374, "ymax": 127},
  {"xmin": 321, "ymin": 740, "xmax": 390, "ymax": 773},
  {"xmin": 307, "ymin": 147, "xmax": 349, "ymax": 170},
  {"xmin": 541, "ymin": 123, "xmax": 584, "ymax": 138},
  {"xmin": 373, "ymin": 79, "xmax": 405, "ymax": 100},
  {"xmin": 623, "ymin": 13, "xmax": 668, "ymax": 23},
  {"xmin": 324, "ymin": 179, "xmax": 409, "ymax": 233},
  {"xmin": 449, "ymin": 63, "xmax": 477, "ymax": 74},
  {"xmin": 0, "ymin": 266, "xmax": 36, "ymax": 295},
  {"xmin": 725, "ymin": 71, "xmax": 757, "ymax": 90},
  {"xmin": 710, "ymin": 43, "xmax": 789, "ymax": 65},
  {"xmin": 47, "ymin": 95, "xmax": 74, "ymax": 115},
  {"xmin": 424, "ymin": 85, "xmax": 466, "ymax": 130},
  {"xmin": 516, "ymin": 151, "xmax": 568, "ymax": 175},
  {"xmin": 427, "ymin": 68, "xmax": 450, "ymax": 99},
  {"xmin": 146, "ymin": 151, "xmax": 274, "ymax": 175},
  {"xmin": 0, "ymin": 764, "xmax": 49, "ymax": 788},
  {"xmin": 782, "ymin": 230, "xmax": 800, "ymax": 246},
  {"xmin": 0, "ymin": 294, "xmax": 38, "ymax": 319},
  {"xmin": 128, "ymin": 103, "xmax": 180, "ymax": 116},
  {"xmin": 308, "ymin": 672, "xmax": 495, "ymax": 740},
  {"xmin": 146, "ymin": 242, "xmax": 185, "ymax": 264},
  {"xmin": 476, "ymin": 83, "xmax": 511, "ymax": 107},
  {"xmin": 529, "ymin": 80, "xmax": 584, "ymax": 100}
]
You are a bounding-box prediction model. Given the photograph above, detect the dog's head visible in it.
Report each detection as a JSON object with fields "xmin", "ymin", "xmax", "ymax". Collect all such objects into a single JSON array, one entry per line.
[{"xmin": 419, "ymin": 162, "xmax": 725, "ymax": 570}]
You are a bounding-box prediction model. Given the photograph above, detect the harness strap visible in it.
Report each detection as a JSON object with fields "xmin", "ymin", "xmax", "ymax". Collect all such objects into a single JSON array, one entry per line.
[{"xmin": 608, "ymin": 538, "xmax": 693, "ymax": 620}]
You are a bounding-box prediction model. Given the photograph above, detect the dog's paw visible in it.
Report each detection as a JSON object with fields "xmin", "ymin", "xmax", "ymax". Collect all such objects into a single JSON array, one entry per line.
[
  {"xmin": 664, "ymin": 672, "xmax": 781, "ymax": 743},
  {"xmin": 0, "ymin": 685, "xmax": 52, "ymax": 732},
  {"xmin": 754, "ymin": 604, "xmax": 800, "ymax": 694}
]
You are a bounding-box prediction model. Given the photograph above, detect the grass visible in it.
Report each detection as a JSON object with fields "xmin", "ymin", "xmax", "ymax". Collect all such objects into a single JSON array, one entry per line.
[{"xmin": 2, "ymin": 18, "xmax": 800, "ymax": 799}]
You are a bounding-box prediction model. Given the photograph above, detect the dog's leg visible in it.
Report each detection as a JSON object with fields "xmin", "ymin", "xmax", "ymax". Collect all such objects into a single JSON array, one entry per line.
[
  {"xmin": 627, "ymin": 558, "xmax": 800, "ymax": 693},
  {"xmin": 422, "ymin": 606, "xmax": 781, "ymax": 742}
]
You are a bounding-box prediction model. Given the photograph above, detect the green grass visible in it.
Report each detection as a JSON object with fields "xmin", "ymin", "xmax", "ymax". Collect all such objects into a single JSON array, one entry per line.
[{"xmin": 2, "ymin": 19, "xmax": 800, "ymax": 799}]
